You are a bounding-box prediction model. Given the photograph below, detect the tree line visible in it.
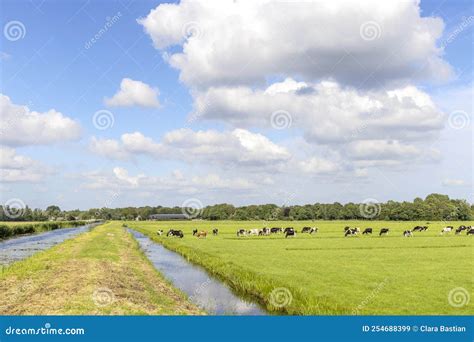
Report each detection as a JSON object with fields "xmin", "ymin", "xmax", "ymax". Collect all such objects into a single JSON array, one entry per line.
[{"xmin": 0, "ymin": 194, "xmax": 472, "ymax": 222}]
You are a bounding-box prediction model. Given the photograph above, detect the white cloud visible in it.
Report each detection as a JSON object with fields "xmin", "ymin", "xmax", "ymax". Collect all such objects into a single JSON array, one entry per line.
[
  {"xmin": 140, "ymin": 0, "xmax": 451, "ymax": 88},
  {"xmin": 193, "ymin": 79, "xmax": 444, "ymax": 144},
  {"xmin": 298, "ymin": 157, "xmax": 340, "ymax": 174},
  {"xmin": 90, "ymin": 128, "xmax": 290, "ymax": 167},
  {"xmin": 0, "ymin": 94, "xmax": 81, "ymax": 147},
  {"xmin": 0, "ymin": 146, "xmax": 51, "ymax": 182},
  {"xmin": 104, "ymin": 78, "xmax": 160, "ymax": 108},
  {"xmin": 442, "ymin": 179, "xmax": 468, "ymax": 187},
  {"xmin": 81, "ymin": 167, "xmax": 256, "ymax": 193}
]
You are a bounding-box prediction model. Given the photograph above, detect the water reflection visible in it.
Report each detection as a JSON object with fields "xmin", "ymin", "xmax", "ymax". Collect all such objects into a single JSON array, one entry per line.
[
  {"xmin": 0, "ymin": 223, "xmax": 100, "ymax": 265},
  {"xmin": 129, "ymin": 229, "xmax": 266, "ymax": 315}
]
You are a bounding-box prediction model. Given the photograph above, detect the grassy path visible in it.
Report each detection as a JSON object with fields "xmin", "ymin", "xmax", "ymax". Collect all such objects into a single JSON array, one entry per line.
[{"xmin": 0, "ymin": 222, "xmax": 201, "ymax": 315}]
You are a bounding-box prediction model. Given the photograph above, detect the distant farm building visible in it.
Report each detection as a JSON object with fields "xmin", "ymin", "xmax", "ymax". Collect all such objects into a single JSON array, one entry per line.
[{"xmin": 148, "ymin": 214, "xmax": 189, "ymax": 220}]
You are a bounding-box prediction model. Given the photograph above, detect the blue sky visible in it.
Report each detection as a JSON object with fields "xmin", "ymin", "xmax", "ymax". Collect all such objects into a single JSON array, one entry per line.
[{"xmin": 0, "ymin": 0, "xmax": 472, "ymax": 210}]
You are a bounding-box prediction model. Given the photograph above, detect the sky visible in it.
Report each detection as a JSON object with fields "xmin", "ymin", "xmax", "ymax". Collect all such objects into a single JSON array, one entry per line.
[{"xmin": 0, "ymin": 0, "xmax": 472, "ymax": 211}]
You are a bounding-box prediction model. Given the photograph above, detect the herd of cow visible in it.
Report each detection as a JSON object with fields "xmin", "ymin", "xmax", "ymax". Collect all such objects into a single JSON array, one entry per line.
[
  {"xmin": 344, "ymin": 225, "xmax": 474, "ymax": 237},
  {"xmin": 157, "ymin": 224, "xmax": 474, "ymax": 239}
]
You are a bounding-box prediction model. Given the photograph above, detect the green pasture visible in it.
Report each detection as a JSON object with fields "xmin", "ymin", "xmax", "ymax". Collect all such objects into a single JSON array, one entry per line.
[{"xmin": 129, "ymin": 220, "xmax": 474, "ymax": 315}]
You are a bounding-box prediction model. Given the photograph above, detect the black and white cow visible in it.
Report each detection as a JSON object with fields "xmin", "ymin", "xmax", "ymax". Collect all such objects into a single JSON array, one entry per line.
[
  {"xmin": 248, "ymin": 229, "xmax": 260, "ymax": 236},
  {"xmin": 440, "ymin": 226, "xmax": 453, "ymax": 234},
  {"xmin": 192, "ymin": 229, "xmax": 198, "ymax": 236},
  {"xmin": 301, "ymin": 227, "xmax": 312, "ymax": 233},
  {"xmin": 212, "ymin": 228, "xmax": 219, "ymax": 236},
  {"xmin": 345, "ymin": 228, "xmax": 360, "ymax": 237},
  {"xmin": 403, "ymin": 230, "xmax": 413, "ymax": 237},
  {"xmin": 285, "ymin": 228, "xmax": 296, "ymax": 238},
  {"xmin": 237, "ymin": 229, "xmax": 246, "ymax": 237},
  {"xmin": 167, "ymin": 229, "xmax": 184, "ymax": 238},
  {"xmin": 412, "ymin": 226, "xmax": 424, "ymax": 232},
  {"xmin": 270, "ymin": 227, "xmax": 283, "ymax": 234},
  {"xmin": 379, "ymin": 228, "xmax": 389, "ymax": 236},
  {"xmin": 362, "ymin": 228, "xmax": 372, "ymax": 235},
  {"xmin": 309, "ymin": 227, "xmax": 318, "ymax": 234}
]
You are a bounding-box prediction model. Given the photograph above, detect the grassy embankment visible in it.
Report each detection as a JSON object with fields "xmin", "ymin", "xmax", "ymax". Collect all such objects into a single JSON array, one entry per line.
[
  {"xmin": 0, "ymin": 222, "xmax": 201, "ymax": 315},
  {"xmin": 130, "ymin": 220, "xmax": 474, "ymax": 315},
  {"xmin": 0, "ymin": 221, "xmax": 100, "ymax": 240}
]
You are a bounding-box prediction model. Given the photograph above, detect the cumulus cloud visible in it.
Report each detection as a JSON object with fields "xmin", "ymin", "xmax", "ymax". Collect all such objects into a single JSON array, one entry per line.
[
  {"xmin": 104, "ymin": 78, "xmax": 160, "ymax": 108},
  {"xmin": 0, "ymin": 146, "xmax": 51, "ymax": 182},
  {"xmin": 139, "ymin": 0, "xmax": 452, "ymax": 88},
  {"xmin": 81, "ymin": 167, "xmax": 256, "ymax": 193},
  {"xmin": 194, "ymin": 79, "xmax": 444, "ymax": 143},
  {"xmin": 90, "ymin": 128, "xmax": 291, "ymax": 167},
  {"xmin": 0, "ymin": 94, "xmax": 81, "ymax": 147}
]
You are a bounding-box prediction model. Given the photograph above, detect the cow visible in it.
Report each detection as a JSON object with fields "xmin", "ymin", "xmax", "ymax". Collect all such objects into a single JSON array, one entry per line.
[
  {"xmin": 412, "ymin": 226, "xmax": 424, "ymax": 232},
  {"xmin": 212, "ymin": 228, "xmax": 219, "ymax": 236},
  {"xmin": 403, "ymin": 230, "xmax": 413, "ymax": 237},
  {"xmin": 248, "ymin": 229, "xmax": 260, "ymax": 236},
  {"xmin": 167, "ymin": 229, "xmax": 184, "ymax": 238},
  {"xmin": 467, "ymin": 228, "xmax": 474, "ymax": 235},
  {"xmin": 301, "ymin": 227, "xmax": 312, "ymax": 233},
  {"xmin": 345, "ymin": 228, "xmax": 360, "ymax": 237},
  {"xmin": 192, "ymin": 229, "xmax": 198, "ymax": 236},
  {"xmin": 421, "ymin": 226, "xmax": 429, "ymax": 231},
  {"xmin": 237, "ymin": 229, "xmax": 246, "ymax": 237},
  {"xmin": 284, "ymin": 227, "xmax": 294, "ymax": 234},
  {"xmin": 196, "ymin": 230, "xmax": 207, "ymax": 238},
  {"xmin": 156, "ymin": 229, "xmax": 163, "ymax": 236},
  {"xmin": 362, "ymin": 228, "xmax": 372, "ymax": 235},
  {"xmin": 440, "ymin": 226, "xmax": 453, "ymax": 234},
  {"xmin": 309, "ymin": 227, "xmax": 318, "ymax": 234},
  {"xmin": 379, "ymin": 228, "xmax": 389, "ymax": 236},
  {"xmin": 285, "ymin": 228, "xmax": 296, "ymax": 238},
  {"xmin": 270, "ymin": 227, "xmax": 283, "ymax": 234},
  {"xmin": 259, "ymin": 227, "xmax": 270, "ymax": 236}
]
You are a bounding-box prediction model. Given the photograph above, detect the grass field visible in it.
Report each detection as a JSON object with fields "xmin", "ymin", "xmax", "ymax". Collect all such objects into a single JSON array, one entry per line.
[
  {"xmin": 0, "ymin": 222, "xmax": 201, "ymax": 315},
  {"xmin": 129, "ymin": 220, "xmax": 474, "ymax": 315}
]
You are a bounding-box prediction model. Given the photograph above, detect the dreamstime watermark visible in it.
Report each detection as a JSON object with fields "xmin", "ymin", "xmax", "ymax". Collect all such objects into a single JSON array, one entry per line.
[
  {"xmin": 352, "ymin": 278, "xmax": 390, "ymax": 314},
  {"xmin": 3, "ymin": 198, "xmax": 26, "ymax": 219},
  {"xmin": 92, "ymin": 287, "xmax": 115, "ymax": 307},
  {"xmin": 448, "ymin": 287, "xmax": 470, "ymax": 308},
  {"xmin": 440, "ymin": 16, "xmax": 474, "ymax": 49},
  {"xmin": 270, "ymin": 110, "xmax": 292, "ymax": 130},
  {"xmin": 4, "ymin": 322, "xmax": 85, "ymax": 336},
  {"xmin": 269, "ymin": 287, "xmax": 293, "ymax": 308},
  {"xmin": 3, "ymin": 20, "xmax": 26, "ymax": 41},
  {"xmin": 181, "ymin": 198, "xmax": 204, "ymax": 219},
  {"xmin": 84, "ymin": 12, "xmax": 122, "ymax": 49},
  {"xmin": 182, "ymin": 21, "xmax": 204, "ymax": 40},
  {"xmin": 448, "ymin": 110, "xmax": 471, "ymax": 130},
  {"xmin": 92, "ymin": 109, "xmax": 115, "ymax": 130},
  {"xmin": 359, "ymin": 21, "xmax": 381, "ymax": 41},
  {"xmin": 359, "ymin": 198, "xmax": 381, "ymax": 219}
]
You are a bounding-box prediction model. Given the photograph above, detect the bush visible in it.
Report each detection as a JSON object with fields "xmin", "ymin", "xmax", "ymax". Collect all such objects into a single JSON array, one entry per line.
[{"xmin": 0, "ymin": 224, "xmax": 11, "ymax": 239}]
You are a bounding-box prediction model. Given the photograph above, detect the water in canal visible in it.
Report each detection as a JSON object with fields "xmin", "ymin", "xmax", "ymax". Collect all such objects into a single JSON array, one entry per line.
[
  {"xmin": 0, "ymin": 223, "xmax": 100, "ymax": 265},
  {"xmin": 129, "ymin": 229, "xmax": 266, "ymax": 315}
]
